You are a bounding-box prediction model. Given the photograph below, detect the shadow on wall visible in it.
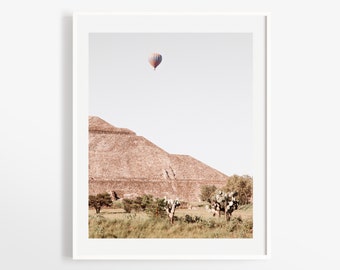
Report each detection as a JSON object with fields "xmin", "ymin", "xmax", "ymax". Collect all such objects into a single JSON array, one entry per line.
[{"xmin": 61, "ymin": 14, "xmax": 72, "ymax": 259}]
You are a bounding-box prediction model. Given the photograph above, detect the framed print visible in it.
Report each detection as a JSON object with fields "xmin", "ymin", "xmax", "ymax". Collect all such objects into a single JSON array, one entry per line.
[{"xmin": 73, "ymin": 12, "xmax": 270, "ymax": 259}]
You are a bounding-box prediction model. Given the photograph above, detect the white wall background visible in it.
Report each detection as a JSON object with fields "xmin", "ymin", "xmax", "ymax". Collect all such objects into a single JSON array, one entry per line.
[{"xmin": 0, "ymin": 0, "xmax": 339, "ymax": 269}]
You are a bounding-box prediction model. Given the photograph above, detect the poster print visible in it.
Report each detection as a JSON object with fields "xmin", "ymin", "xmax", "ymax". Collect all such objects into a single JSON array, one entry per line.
[{"xmin": 73, "ymin": 13, "xmax": 269, "ymax": 259}]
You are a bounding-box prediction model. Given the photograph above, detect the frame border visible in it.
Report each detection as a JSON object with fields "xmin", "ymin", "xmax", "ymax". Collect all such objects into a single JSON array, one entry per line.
[{"xmin": 73, "ymin": 12, "xmax": 270, "ymax": 260}]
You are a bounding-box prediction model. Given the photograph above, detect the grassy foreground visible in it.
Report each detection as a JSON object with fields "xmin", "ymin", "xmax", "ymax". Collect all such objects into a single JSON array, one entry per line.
[{"xmin": 89, "ymin": 204, "xmax": 253, "ymax": 238}]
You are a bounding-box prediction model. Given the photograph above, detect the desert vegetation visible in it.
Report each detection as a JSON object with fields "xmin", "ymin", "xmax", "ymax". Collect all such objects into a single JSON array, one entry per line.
[
  {"xmin": 89, "ymin": 207, "xmax": 252, "ymax": 238},
  {"xmin": 200, "ymin": 175, "xmax": 253, "ymax": 205},
  {"xmin": 200, "ymin": 185, "xmax": 217, "ymax": 202},
  {"xmin": 88, "ymin": 178, "xmax": 253, "ymax": 238},
  {"xmin": 223, "ymin": 175, "xmax": 253, "ymax": 205},
  {"xmin": 89, "ymin": 192, "xmax": 113, "ymax": 213}
]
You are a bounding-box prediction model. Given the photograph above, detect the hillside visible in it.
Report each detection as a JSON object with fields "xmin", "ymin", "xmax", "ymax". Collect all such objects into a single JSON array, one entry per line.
[{"xmin": 89, "ymin": 116, "xmax": 229, "ymax": 201}]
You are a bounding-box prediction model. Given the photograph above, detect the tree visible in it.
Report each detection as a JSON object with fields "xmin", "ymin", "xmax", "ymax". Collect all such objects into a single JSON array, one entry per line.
[
  {"xmin": 122, "ymin": 194, "xmax": 154, "ymax": 213},
  {"xmin": 89, "ymin": 192, "xmax": 113, "ymax": 214},
  {"xmin": 146, "ymin": 198, "xmax": 167, "ymax": 219},
  {"xmin": 200, "ymin": 185, "xmax": 217, "ymax": 202},
  {"xmin": 223, "ymin": 175, "xmax": 253, "ymax": 205},
  {"xmin": 122, "ymin": 195, "xmax": 167, "ymax": 218}
]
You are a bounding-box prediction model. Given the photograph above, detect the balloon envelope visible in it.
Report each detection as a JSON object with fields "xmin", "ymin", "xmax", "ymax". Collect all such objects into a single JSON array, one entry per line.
[{"xmin": 149, "ymin": 53, "xmax": 162, "ymax": 69}]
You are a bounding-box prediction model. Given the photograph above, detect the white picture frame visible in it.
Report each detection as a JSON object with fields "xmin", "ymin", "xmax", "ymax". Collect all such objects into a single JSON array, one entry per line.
[{"xmin": 73, "ymin": 12, "xmax": 270, "ymax": 260}]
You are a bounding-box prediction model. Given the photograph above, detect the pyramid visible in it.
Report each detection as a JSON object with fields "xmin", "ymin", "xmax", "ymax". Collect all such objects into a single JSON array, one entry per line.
[{"xmin": 89, "ymin": 116, "xmax": 229, "ymax": 201}]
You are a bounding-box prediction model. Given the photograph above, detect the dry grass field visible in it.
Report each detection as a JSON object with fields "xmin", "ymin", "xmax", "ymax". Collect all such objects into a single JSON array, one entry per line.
[{"xmin": 88, "ymin": 203, "xmax": 253, "ymax": 238}]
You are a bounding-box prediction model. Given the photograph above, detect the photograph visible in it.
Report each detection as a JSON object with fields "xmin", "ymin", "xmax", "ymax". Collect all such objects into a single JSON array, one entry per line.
[{"xmin": 88, "ymin": 33, "xmax": 254, "ymax": 238}]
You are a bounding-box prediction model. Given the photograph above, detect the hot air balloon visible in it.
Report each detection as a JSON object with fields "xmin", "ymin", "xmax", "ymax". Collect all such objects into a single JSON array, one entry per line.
[{"xmin": 149, "ymin": 53, "xmax": 162, "ymax": 70}]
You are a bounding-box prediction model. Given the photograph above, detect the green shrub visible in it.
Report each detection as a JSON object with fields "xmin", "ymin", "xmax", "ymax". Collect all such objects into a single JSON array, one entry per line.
[
  {"xmin": 223, "ymin": 175, "xmax": 253, "ymax": 205},
  {"xmin": 200, "ymin": 185, "xmax": 217, "ymax": 202},
  {"xmin": 183, "ymin": 214, "xmax": 203, "ymax": 223},
  {"xmin": 111, "ymin": 200, "xmax": 124, "ymax": 209},
  {"xmin": 145, "ymin": 197, "xmax": 167, "ymax": 218},
  {"xmin": 89, "ymin": 192, "xmax": 113, "ymax": 214},
  {"xmin": 226, "ymin": 216, "xmax": 243, "ymax": 232},
  {"xmin": 122, "ymin": 198, "xmax": 138, "ymax": 213},
  {"xmin": 122, "ymin": 195, "xmax": 167, "ymax": 218}
]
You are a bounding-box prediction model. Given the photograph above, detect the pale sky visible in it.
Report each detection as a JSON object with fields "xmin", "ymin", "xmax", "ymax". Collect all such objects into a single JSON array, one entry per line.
[{"xmin": 89, "ymin": 33, "xmax": 252, "ymax": 176}]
